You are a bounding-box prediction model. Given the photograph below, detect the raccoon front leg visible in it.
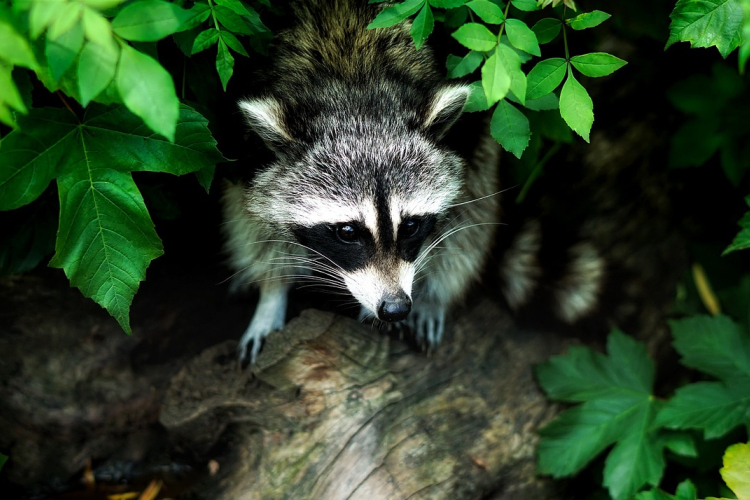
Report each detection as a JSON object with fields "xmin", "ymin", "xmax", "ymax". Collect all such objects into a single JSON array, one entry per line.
[
  {"xmin": 238, "ymin": 282, "xmax": 290, "ymax": 367},
  {"xmin": 404, "ymin": 299, "xmax": 447, "ymax": 348},
  {"xmin": 409, "ymin": 202, "xmax": 499, "ymax": 348}
]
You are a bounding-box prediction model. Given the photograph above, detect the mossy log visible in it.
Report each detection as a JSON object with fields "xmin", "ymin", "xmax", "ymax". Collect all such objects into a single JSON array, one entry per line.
[{"xmin": 160, "ymin": 301, "xmax": 566, "ymax": 499}]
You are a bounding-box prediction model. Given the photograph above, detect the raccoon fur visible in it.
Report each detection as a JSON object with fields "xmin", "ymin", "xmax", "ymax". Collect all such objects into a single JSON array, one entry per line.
[
  {"xmin": 222, "ymin": 0, "xmax": 681, "ymax": 367},
  {"xmin": 223, "ymin": 0, "xmax": 501, "ymax": 365}
]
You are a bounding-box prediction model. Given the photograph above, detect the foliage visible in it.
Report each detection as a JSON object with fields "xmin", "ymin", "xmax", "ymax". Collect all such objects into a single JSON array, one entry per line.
[
  {"xmin": 665, "ymin": 0, "xmax": 743, "ymax": 59},
  {"xmin": 657, "ymin": 315, "xmax": 750, "ymax": 440},
  {"xmin": 537, "ymin": 313, "xmax": 750, "ymax": 499},
  {"xmin": 536, "ymin": 331, "xmax": 671, "ymax": 500},
  {"xmin": 638, "ymin": 442, "xmax": 750, "ymax": 500},
  {"xmin": 368, "ymin": 0, "xmax": 627, "ymax": 158},
  {"xmin": 0, "ymin": 0, "xmax": 237, "ymax": 331}
]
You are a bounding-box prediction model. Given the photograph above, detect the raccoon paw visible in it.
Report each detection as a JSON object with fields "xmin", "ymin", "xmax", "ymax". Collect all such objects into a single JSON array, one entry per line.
[
  {"xmin": 405, "ymin": 303, "xmax": 446, "ymax": 350},
  {"xmin": 238, "ymin": 307, "xmax": 286, "ymax": 369}
]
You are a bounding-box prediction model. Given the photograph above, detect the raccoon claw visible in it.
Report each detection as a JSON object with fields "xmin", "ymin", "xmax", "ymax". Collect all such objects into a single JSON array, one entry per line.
[
  {"xmin": 406, "ymin": 304, "xmax": 446, "ymax": 351},
  {"xmin": 238, "ymin": 338, "xmax": 266, "ymax": 370}
]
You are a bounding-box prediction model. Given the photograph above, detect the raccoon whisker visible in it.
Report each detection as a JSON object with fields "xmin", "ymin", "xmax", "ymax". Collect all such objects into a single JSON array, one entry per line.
[
  {"xmin": 415, "ymin": 221, "xmax": 504, "ymax": 269},
  {"xmin": 268, "ymin": 255, "xmax": 343, "ymax": 277},
  {"xmin": 446, "ymin": 185, "xmax": 517, "ymax": 208}
]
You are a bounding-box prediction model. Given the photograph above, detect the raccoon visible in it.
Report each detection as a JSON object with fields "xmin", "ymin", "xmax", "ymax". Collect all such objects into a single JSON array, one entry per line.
[{"xmin": 223, "ymin": 0, "xmax": 501, "ymax": 366}]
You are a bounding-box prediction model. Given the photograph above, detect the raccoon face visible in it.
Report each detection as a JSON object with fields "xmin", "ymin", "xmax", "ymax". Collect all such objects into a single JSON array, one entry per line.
[{"xmin": 239, "ymin": 84, "xmax": 470, "ymax": 322}]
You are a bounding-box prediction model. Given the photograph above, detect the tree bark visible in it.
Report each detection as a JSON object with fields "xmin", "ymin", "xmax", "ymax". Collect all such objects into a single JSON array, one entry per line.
[{"xmin": 160, "ymin": 300, "xmax": 567, "ymax": 500}]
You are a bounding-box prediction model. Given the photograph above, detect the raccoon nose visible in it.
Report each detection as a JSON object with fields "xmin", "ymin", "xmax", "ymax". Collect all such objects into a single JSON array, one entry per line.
[{"xmin": 378, "ymin": 294, "xmax": 412, "ymax": 322}]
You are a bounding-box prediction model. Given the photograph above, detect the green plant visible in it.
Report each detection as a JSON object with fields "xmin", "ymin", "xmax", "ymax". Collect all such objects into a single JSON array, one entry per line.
[
  {"xmin": 368, "ymin": 0, "xmax": 626, "ymax": 158},
  {"xmin": 536, "ymin": 313, "xmax": 750, "ymax": 499},
  {"xmin": 0, "ymin": 0, "xmax": 247, "ymax": 331}
]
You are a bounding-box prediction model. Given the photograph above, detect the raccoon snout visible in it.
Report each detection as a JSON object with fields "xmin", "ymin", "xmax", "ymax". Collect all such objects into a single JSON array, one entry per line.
[{"xmin": 378, "ymin": 292, "xmax": 412, "ymax": 322}]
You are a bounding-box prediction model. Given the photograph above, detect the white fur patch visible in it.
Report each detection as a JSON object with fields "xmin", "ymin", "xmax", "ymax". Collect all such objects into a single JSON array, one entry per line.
[
  {"xmin": 554, "ymin": 243, "xmax": 604, "ymax": 322},
  {"xmin": 343, "ymin": 262, "xmax": 414, "ymax": 318},
  {"xmin": 501, "ymin": 220, "xmax": 542, "ymax": 310},
  {"xmin": 361, "ymin": 200, "xmax": 379, "ymax": 244},
  {"xmin": 424, "ymin": 84, "xmax": 471, "ymax": 129},
  {"xmin": 238, "ymin": 98, "xmax": 293, "ymax": 143}
]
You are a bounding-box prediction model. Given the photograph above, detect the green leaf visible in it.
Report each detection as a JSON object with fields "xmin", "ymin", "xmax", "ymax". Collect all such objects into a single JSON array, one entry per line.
[
  {"xmin": 452, "ymin": 22, "xmax": 498, "ymax": 51},
  {"xmin": 46, "ymin": 22, "xmax": 84, "ymax": 83},
  {"xmin": 657, "ymin": 382, "xmax": 750, "ymax": 439},
  {"xmin": 81, "ymin": 7, "xmax": 116, "ymax": 54},
  {"xmin": 213, "ymin": 5, "xmax": 254, "ymax": 35},
  {"xmin": 669, "ymin": 116, "xmax": 722, "ymax": 168},
  {"xmin": 559, "ymin": 70, "xmax": 593, "ymax": 142},
  {"xmin": 428, "ymin": 0, "xmax": 466, "ymax": 8},
  {"xmin": 661, "ymin": 432, "xmax": 698, "ymax": 458},
  {"xmin": 671, "ymin": 314, "xmax": 750, "ymax": 380},
  {"xmin": 720, "ymin": 442, "xmax": 750, "ymax": 500},
  {"xmin": 496, "ymin": 43, "xmax": 526, "ymax": 106},
  {"xmin": 464, "ymin": 80, "xmax": 490, "ymax": 112},
  {"xmin": 116, "ymin": 44, "xmax": 179, "ymax": 141},
  {"xmin": 0, "ymin": 18, "xmax": 40, "ymax": 70},
  {"xmin": 526, "ymin": 58, "xmax": 566, "ymax": 100},
  {"xmin": 527, "ymin": 110, "xmax": 572, "ymax": 142},
  {"xmin": 112, "ymin": 0, "xmax": 193, "ymax": 42},
  {"xmin": 567, "ymin": 10, "xmax": 611, "ymax": 30},
  {"xmin": 571, "ymin": 52, "xmax": 627, "ymax": 78},
  {"xmin": 51, "ymin": 166, "xmax": 163, "ymax": 334},
  {"xmin": 220, "ymin": 30, "xmax": 249, "ymax": 57},
  {"xmin": 725, "ymin": 197, "xmax": 750, "ymax": 255},
  {"xmin": 675, "ymin": 480, "xmax": 698, "ymax": 500},
  {"xmin": 196, "ymin": 165, "xmax": 215, "ymax": 193},
  {"xmin": 0, "ymin": 104, "xmax": 226, "ymax": 331},
  {"xmin": 78, "ymin": 41, "xmax": 119, "ymax": 106},
  {"xmin": 511, "ymin": 0, "xmax": 539, "ymax": 11},
  {"xmin": 537, "ymin": 331, "xmax": 664, "ymax": 500},
  {"xmin": 603, "ymin": 421, "xmax": 665, "ymax": 500},
  {"xmin": 191, "ymin": 28, "xmax": 220, "ymax": 55},
  {"xmin": 481, "ymin": 46, "xmax": 510, "ymax": 106},
  {"xmin": 179, "ymin": 2, "xmax": 212, "ymax": 31},
  {"xmin": 0, "ymin": 63, "xmax": 28, "ymax": 127},
  {"xmin": 666, "ymin": 0, "xmax": 743, "ymax": 58},
  {"xmin": 368, "ymin": 0, "xmax": 424, "ymax": 29},
  {"xmin": 216, "ymin": 38, "xmax": 234, "ymax": 91},
  {"xmin": 466, "ymin": 0, "xmax": 504, "ymax": 24},
  {"xmin": 48, "ymin": 2, "xmax": 83, "ymax": 40},
  {"xmin": 532, "ymin": 18, "xmax": 562, "ymax": 44},
  {"xmin": 214, "ymin": 0, "xmax": 257, "ymax": 18},
  {"xmin": 521, "ymin": 93, "xmax": 559, "ymax": 112},
  {"xmin": 0, "ymin": 452, "xmax": 6, "ymax": 471},
  {"xmin": 0, "ymin": 108, "xmax": 79, "ymax": 210},
  {"xmin": 657, "ymin": 315, "xmax": 750, "ymax": 438},
  {"xmin": 634, "ymin": 490, "xmax": 675, "ymax": 500},
  {"xmin": 504, "ymin": 19, "xmax": 540, "ymax": 56},
  {"xmin": 490, "ymin": 99, "xmax": 530, "ymax": 159},
  {"xmin": 447, "ymin": 50, "xmax": 483, "ymax": 78},
  {"xmin": 29, "ymin": 1, "xmax": 65, "ymax": 39},
  {"xmin": 411, "ymin": 4, "xmax": 434, "ymax": 50},
  {"xmin": 442, "ymin": 4, "xmax": 468, "ymax": 27}
]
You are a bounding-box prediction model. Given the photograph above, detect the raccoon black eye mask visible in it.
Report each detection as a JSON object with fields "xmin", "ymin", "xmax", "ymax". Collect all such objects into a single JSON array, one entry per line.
[{"xmin": 221, "ymin": 0, "xmax": 501, "ymax": 367}]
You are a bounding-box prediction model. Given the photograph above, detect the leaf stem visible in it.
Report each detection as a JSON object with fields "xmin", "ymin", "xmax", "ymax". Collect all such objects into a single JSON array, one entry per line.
[
  {"xmin": 497, "ymin": 0, "xmax": 513, "ymax": 41},
  {"xmin": 56, "ymin": 91, "xmax": 78, "ymax": 119},
  {"xmin": 562, "ymin": 5, "xmax": 570, "ymax": 62},
  {"xmin": 207, "ymin": 0, "xmax": 221, "ymax": 32},
  {"xmin": 516, "ymin": 141, "xmax": 561, "ymax": 204},
  {"xmin": 181, "ymin": 57, "xmax": 187, "ymax": 100}
]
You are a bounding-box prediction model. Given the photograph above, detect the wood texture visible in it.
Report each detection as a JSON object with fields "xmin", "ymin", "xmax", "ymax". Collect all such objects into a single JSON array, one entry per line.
[{"xmin": 161, "ymin": 301, "xmax": 566, "ymax": 499}]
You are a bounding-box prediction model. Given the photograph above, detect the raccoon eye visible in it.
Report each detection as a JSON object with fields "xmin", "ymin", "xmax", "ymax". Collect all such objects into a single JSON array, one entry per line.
[
  {"xmin": 400, "ymin": 219, "xmax": 420, "ymax": 238},
  {"xmin": 335, "ymin": 224, "xmax": 359, "ymax": 243}
]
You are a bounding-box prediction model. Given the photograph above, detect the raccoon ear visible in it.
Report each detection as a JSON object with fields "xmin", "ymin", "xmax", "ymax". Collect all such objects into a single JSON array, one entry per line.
[
  {"xmin": 238, "ymin": 98, "xmax": 293, "ymax": 150},
  {"xmin": 422, "ymin": 84, "xmax": 471, "ymax": 139}
]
